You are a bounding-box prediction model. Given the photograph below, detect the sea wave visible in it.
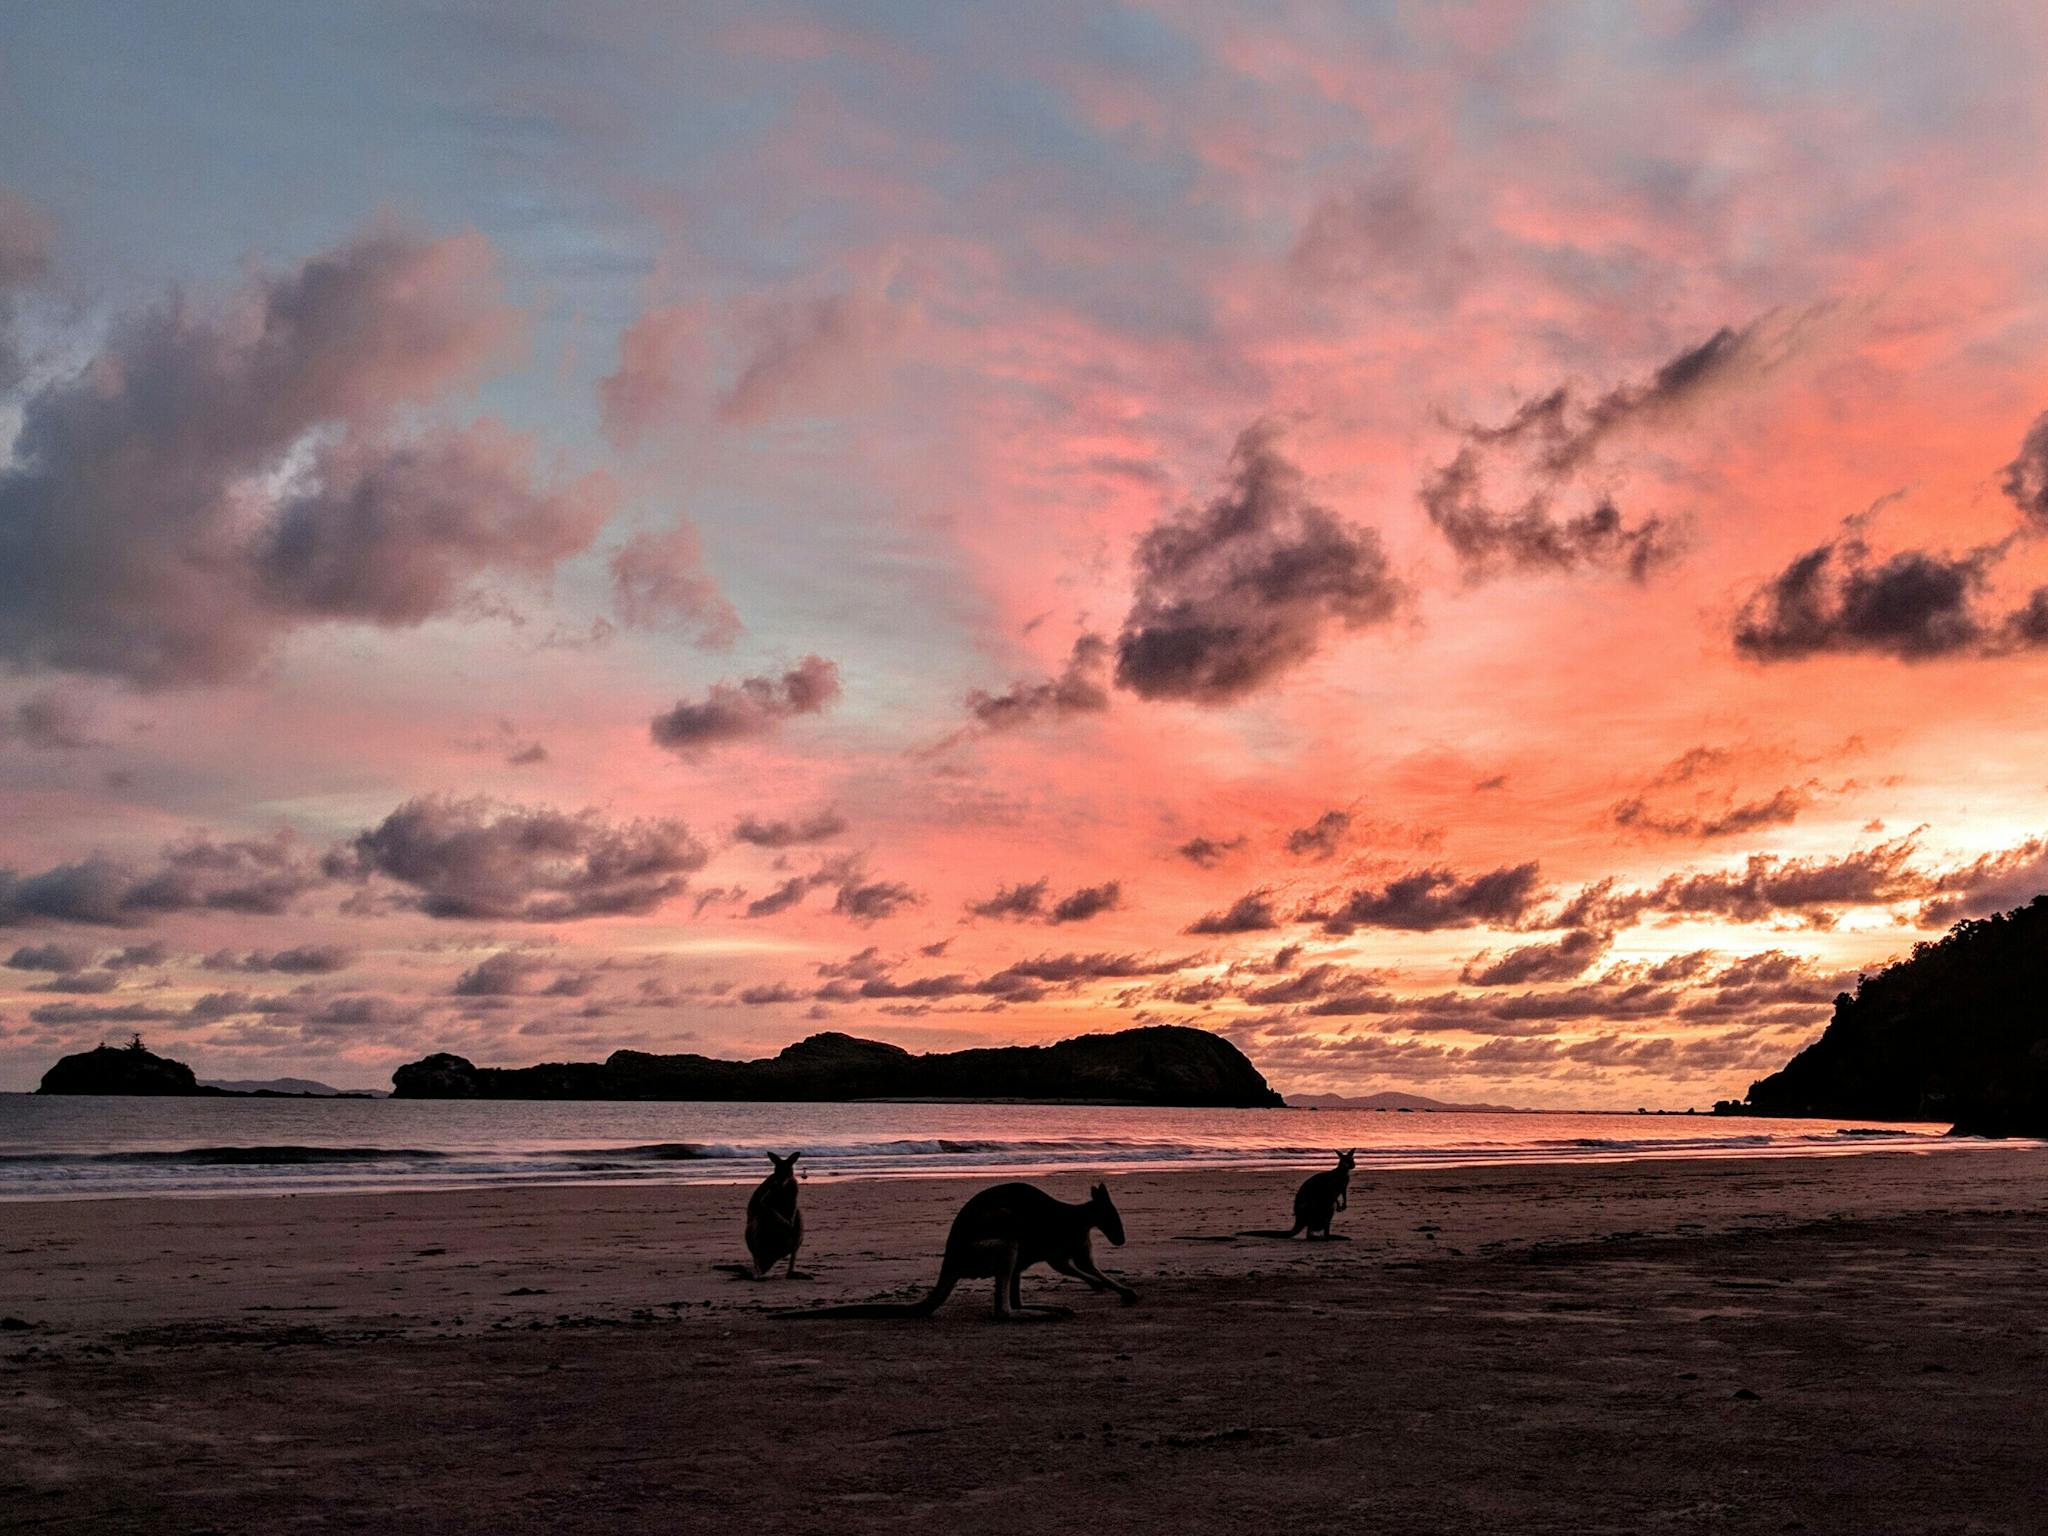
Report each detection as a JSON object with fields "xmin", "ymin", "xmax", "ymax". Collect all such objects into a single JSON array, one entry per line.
[{"xmin": 0, "ymin": 1145, "xmax": 452, "ymax": 1166}]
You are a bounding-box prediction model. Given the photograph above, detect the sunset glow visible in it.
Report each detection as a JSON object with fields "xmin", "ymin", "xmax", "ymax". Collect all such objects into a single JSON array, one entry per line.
[{"xmin": 5, "ymin": 2, "xmax": 2048, "ymax": 1105}]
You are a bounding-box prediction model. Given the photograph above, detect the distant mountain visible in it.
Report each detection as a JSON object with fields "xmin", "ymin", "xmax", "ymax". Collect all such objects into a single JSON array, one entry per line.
[
  {"xmin": 199, "ymin": 1077, "xmax": 384, "ymax": 1098},
  {"xmin": 391, "ymin": 1025, "xmax": 1284, "ymax": 1107},
  {"xmin": 1290, "ymin": 1090, "xmax": 1526, "ymax": 1113},
  {"xmin": 1725, "ymin": 895, "xmax": 2048, "ymax": 1136}
]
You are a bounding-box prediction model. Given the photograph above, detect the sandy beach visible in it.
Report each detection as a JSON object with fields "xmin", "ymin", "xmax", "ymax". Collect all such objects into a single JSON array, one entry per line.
[{"xmin": 4, "ymin": 1147, "xmax": 2046, "ymax": 1533}]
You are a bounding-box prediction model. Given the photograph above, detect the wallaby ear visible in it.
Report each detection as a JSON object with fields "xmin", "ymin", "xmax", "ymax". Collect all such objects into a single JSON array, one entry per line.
[{"xmin": 787, "ymin": 1150, "xmax": 801, "ymax": 1163}]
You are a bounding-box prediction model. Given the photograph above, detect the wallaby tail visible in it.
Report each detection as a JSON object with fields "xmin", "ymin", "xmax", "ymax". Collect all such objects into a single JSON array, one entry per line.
[
  {"xmin": 1236, "ymin": 1225, "xmax": 1305, "ymax": 1240},
  {"xmin": 777, "ymin": 1268, "xmax": 955, "ymax": 1320}
]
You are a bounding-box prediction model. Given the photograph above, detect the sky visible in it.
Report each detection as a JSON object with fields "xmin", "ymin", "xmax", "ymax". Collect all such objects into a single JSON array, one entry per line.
[{"xmin": 2, "ymin": 1, "xmax": 2047, "ymax": 1104}]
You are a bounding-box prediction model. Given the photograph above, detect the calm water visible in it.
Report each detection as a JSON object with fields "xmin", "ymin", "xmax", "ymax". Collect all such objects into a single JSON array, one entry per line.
[{"xmin": 0, "ymin": 1095, "xmax": 1984, "ymax": 1202}]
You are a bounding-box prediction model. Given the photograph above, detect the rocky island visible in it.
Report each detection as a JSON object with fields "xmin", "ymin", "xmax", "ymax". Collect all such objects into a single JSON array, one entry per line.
[
  {"xmin": 1720, "ymin": 895, "xmax": 2048, "ymax": 1136},
  {"xmin": 391, "ymin": 1024, "xmax": 1284, "ymax": 1107}
]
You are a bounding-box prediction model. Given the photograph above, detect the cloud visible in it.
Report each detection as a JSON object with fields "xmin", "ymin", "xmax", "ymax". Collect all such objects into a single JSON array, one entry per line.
[
  {"xmin": 967, "ymin": 878, "xmax": 1050, "ymax": 921},
  {"xmin": 965, "ymin": 877, "xmax": 1121, "ymax": 925},
  {"xmin": 1303, "ymin": 862, "xmax": 1544, "ymax": 934},
  {"xmin": 0, "ymin": 185, "xmax": 53, "ymax": 391},
  {"xmin": 1285, "ymin": 809, "xmax": 1351, "ymax": 860},
  {"xmin": 257, "ymin": 422, "xmax": 609, "ymax": 627},
  {"xmin": 1186, "ymin": 890, "xmax": 1282, "ymax": 934},
  {"xmin": 1113, "ymin": 423, "xmax": 1404, "ymax": 704},
  {"xmin": 1176, "ymin": 834, "xmax": 1245, "ymax": 868},
  {"xmin": 0, "ymin": 219, "xmax": 612, "ymax": 688},
  {"xmin": 1418, "ymin": 323, "xmax": 1795, "ymax": 583},
  {"xmin": 649, "ymin": 656, "xmax": 841, "ymax": 757},
  {"xmin": 832, "ymin": 875, "xmax": 920, "ymax": 924},
  {"xmin": 7, "ymin": 941, "xmax": 94, "ymax": 972},
  {"xmin": 1610, "ymin": 783, "xmax": 1814, "ymax": 840},
  {"xmin": 333, "ymin": 795, "xmax": 708, "ymax": 921},
  {"xmin": 202, "ymin": 944, "xmax": 355, "ymax": 975},
  {"xmin": 1633, "ymin": 835, "xmax": 1924, "ymax": 924},
  {"xmin": 1049, "ymin": 881, "xmax": 1122, "ymax": 924},
  {"xmin": 451, "ymin": 951, "xmax": 549, "ymax": 996},
  {"xmin": 732, "ymin": 807, "xmax": 848, "ymax": 847},
  {"xmin": 964, "ymin": 634, "xmax": 1111, "ymax": 731},
  {"xmin": 1919, "ymin": 838, "xmax": 2048, "ymax": 927},
  {"xmin": 1290, "ymin": 170, "xmax": 1472, "ymax": 300},
  {"xmin": 2002, "ymin": 409, "xmax": 2048, "ymax": 530},
  {"xmin": 0, "ymin": 830, "xmax": 323, "ymax": 928},
  {"xmin": 1459, "ymin": 927, "xmax": 1612, "ymax": 986},
  {"xmin": 598, "ymin": 304, "xmax": 702, "ymax": 451},
  {"xmin": 720, "ymin": 268, "xmax": 911, "ymax": 424},
  {"xmin": 1731, "ymin": 531, "xmax": 2004, "ymax": 662},
  {"xmin": 610, "ymin": 522, "xmax": 741, "ymax": 648},
  {"xmin": 0, "ymin": 691, "xmax": 103, "ymax": 750}
]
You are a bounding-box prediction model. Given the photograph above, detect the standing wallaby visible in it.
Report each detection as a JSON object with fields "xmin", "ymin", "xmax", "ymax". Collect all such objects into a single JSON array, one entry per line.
[
  {"xmin": 781, "ymin": 1181, "xmax": 1136, "ymax": 1321},
  {"xmin": 715, "ymin": 1151, "xmax": 805, "ymax": 1279},
  {"xmin": 1241, "ymin": 1150, "xmax": 1356, "ymax": 1240}
]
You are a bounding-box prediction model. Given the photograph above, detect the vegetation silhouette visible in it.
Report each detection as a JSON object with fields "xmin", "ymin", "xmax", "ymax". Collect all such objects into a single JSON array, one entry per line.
[
  {"xmin": 1240, "ymin": 1150, "xmax": 1356, "ymax": 1239},
  {"xmin": 1726, "ymin": 894, "xmax": 2048, "ymax": 1136},
  {"xmin": 779, "ymin": 1180, "xmax": 1137, "ymax": 1321}
]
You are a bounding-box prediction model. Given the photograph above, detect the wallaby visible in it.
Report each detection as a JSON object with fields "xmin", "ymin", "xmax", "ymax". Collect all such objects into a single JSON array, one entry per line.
[
  {"xmin": 714, "ymin": 1151, "xmax": 805, "ymax": 1279},
  {"xmin": 1241, "ymin": 1150, "xmax": 1356, "ymax": 1240},
  {"xmin": 781, "ymin": 1180, "xmax": 1136, "ymax": 1321}
]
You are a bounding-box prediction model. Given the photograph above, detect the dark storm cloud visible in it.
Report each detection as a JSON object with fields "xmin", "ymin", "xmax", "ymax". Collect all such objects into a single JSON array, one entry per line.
[
  {"xmin": 1459, "ymin": 927, "xmax": 1612, "ymax": 986},
  {"xmin": 1049, "ymin": 881, "xmax": 1122, "ymax": 924},
  {"xmin": 832, "ymin": 875, "xmax": 920, "ymax": 924},
  {"xmin": 0, "ymin": 186, "xmax": 53, "ymax": 391},
  {"xmin": 966, "ymin": 878, "xmax": 1050, "ymax": 921},
  {"xmin": 1421, "ymin": 457, "xmax": 1683, "ymax": 583},
  {"xmin": 1185, "ymin": 891, "xmax": 1282, "ymax": 935},
  {"xmin": 0, "ymin": 691, "xmax": 104, "ymax": 750},
  {"xmin": 1113, "ymin": 423, "xmax": 1404, "ymax": 704},
  {"xmin": 1284, "ymin": 809, "xmax": 1351, "ymax": 860},
  {"xmin": 203, "ymin": 944, "xmax": 356, "ymax": 975},
  {"xmin": 649, "ymin": 656, "xmax": 841, "ymax": 757},
  {"xmin": 1175, "ymin": 835, "xmax": 1245, "ymax": 867},
  {"xmin": 1610, "ymin": 783, "xmax": 1814, "ymax": 840},
  {"xmin": 1416, "ymin": 323, "xmax": 1784, "ymax": 583},
  {"xmin": 0, "ymin": 221, "xmax": 614, "ymax": 688},
  {"xmin": 732, "ymin": 807, "xmax": 848, "ymax": 848},
  {"xmin": 964, "ymin": 634, "xmax": 1112, "ymax": 730},
  {"xmin": 1734, "ymin": 408, "xmax": 2048, "ymax": 664},
  {"xmin": 6, "ymin": 941, "xmax": 94, "ymax": 972},
  {"xmin": 1634, "ymin": 836, "xmax": 1924, "ymax": 924},
  {"xmin": 0, "ymin": 831, "xmax": 324, "ymax": 928},
  {"xmin": 609, "ymin": 523, "xmax": 742, "ymax": 649},
  {"xmin": 1918, "ymin": 837, "xmax": 2048, "ymax": 927},
  {"xmin": 1302, "ymin": 862, "xmax": 1544, "ymax": 934},
  {"xmin": 2002, "ymin": 409, "xmax": 2048, "ymax": 529},
  {"xmin": 333, "ymin": 796, "xmax": 708, "ymax": 921},
  {"xmin": 1731, "ymin": 533, "xmax": 2000, "ymax": 661},
  {"xmin": 966, "ymin": 878, "xmax": 1122, "ymax": 925}
]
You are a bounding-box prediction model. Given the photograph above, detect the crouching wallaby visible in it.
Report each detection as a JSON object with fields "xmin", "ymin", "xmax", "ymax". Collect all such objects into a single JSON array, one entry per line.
[
  {"xmin": 781, "ymin": 1181, "xmax": 1136, "ymax": 1321},
  {"xmin": 1241, "ymin": 1150, "xmax": 1356, "ymax": 1241},
  {"xmin": 715, "ymin": 1151, "xmax": 805, "ymax": 1279}
]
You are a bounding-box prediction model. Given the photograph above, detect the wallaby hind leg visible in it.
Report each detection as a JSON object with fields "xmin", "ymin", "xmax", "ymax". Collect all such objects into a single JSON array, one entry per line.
[{"xmin": 990, "ymin": 1246, "xmax": 1069, "ymax": 1322}]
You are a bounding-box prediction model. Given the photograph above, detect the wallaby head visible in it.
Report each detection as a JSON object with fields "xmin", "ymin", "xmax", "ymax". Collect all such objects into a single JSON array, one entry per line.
[
  {"xmin": 1336, "ymin": 1149, "xmax": 1356, "ymax": 1173},
  {"xmin": 1089, "ymin": 1182, "xmax": 1126, "ymax": 1246},
  {"xmin": 768, "ymin": 1151, "xmax": 800, "ymax": 1179}
]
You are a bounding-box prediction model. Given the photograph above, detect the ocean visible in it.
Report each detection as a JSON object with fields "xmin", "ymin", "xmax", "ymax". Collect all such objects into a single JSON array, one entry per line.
[{"xmin": 0, "ymin": 1095, "xmax": 1982, "ymax": 1202}]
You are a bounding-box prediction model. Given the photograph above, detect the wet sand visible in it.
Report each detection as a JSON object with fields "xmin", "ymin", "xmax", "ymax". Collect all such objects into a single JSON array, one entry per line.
[{"xmin": 3, "ymin": 1147, "xmax": 2045, "ymax": 1533}]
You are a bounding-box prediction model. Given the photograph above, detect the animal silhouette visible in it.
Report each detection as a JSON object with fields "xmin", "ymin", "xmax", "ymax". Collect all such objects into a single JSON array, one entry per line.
[
  {"xmin": 714, "ymin": 1151, "xmax": 805, "ymax": 1279},
  {"xmin": 782, "ymin": 1180, "xmax": 1135, "ymax": 1321},
  {"xmin": 1241, "ymin": 1150, "xmax": 1356, "ymax": 1240}
]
